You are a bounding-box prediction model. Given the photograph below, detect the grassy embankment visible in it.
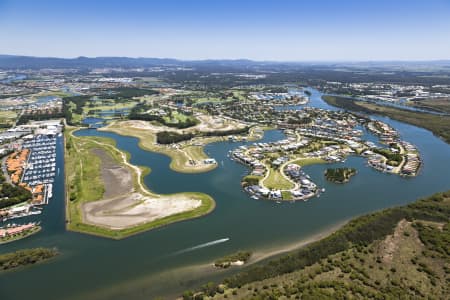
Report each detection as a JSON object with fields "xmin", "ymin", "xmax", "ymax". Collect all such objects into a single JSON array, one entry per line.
[
  {"xmin": 323, "ymin": 95, "xmax": 450, "ymax": 144},
  {"xmin": 409, "ymin": 97, "xmax": 450, "ymax": 114},
  {"xmin": 186, "ymin": 190, "xmax": 450, "ymax": 299},
  {"xmin": 0, "ymin": 248, "xmax": 58, "ymax": 272},
  {"xmin": 65, "ymin": 127, "xmax": 215, "ymax": 239}
]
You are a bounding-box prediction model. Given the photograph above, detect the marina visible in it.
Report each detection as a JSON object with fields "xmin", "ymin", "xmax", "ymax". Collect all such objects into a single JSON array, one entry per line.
[
  {"xmin": 21, "ymin": 135, "xmax": 57, "ymax": 205},
  {"xmin": 0, "ymin": 121, "xmax": 62, "ymax": 223}
]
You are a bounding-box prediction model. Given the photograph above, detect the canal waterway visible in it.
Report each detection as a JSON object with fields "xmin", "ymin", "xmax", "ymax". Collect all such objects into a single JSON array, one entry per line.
[{"xmin": 1, "ymin": 89, "xmax": 450, "ymax": 299}]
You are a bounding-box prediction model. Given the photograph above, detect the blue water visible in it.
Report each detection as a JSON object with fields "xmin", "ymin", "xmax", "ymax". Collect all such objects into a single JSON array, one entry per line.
[{"xmin": 0, "ymin": 89, "xmax": 449, "ymax": 300}]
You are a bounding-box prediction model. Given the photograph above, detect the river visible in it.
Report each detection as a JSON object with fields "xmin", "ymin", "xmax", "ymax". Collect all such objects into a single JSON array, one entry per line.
[{"xmin": 1, "ymin": 89, "xmax": 449, "ymax": 299}]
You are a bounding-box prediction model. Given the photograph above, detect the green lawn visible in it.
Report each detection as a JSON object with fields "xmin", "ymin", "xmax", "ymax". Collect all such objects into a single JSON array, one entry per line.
[
  {"xmin": 162, "ymin": 111, "xmax": 196, "ymax": 124},
  {"xmin": 292, "ymin": 157, "xmax": 326, "ymax": 167},
  {"xmin": 263, "ymin": 167, "xmax": 294, "ymax": 190}
]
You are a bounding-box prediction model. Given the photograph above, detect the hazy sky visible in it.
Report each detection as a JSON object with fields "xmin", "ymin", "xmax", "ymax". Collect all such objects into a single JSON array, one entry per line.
[{"xmin": 0, "ymin": 0, "xmax": 449, "ymax": 61}]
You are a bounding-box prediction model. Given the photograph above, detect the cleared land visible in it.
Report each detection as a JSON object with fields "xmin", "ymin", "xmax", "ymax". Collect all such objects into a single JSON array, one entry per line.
[
  {"xmin": 101, "ymin": 115, "xmax": 249, "ymax": 173},
  {"xmin": 101, "ymin": 122, "xmax": 218, "ymax": 173},
  {"xmin": 65, "ymin": 127, "xmax": 215, "ymax": 239}
]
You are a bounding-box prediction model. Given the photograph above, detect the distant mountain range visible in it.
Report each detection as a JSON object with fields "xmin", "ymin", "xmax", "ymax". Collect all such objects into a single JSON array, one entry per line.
[
  {"xmin": 0, "ymin": 55, "xmax": 262, "ymax": 69},
  {"xmin": 0, "ymin": 54, "xmax": 449, "ymax": 70}
]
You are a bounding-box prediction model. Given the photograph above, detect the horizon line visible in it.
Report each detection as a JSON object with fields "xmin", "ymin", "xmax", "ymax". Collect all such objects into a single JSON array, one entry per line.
[{"xmin": 1, "ymin": 53, "xmax": 450, "ymax": 64}]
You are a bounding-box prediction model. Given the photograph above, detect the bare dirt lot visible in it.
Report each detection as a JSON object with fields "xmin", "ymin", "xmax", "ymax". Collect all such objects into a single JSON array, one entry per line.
[
  {"xmin": 91, "ymin": 148, "xmax": 133, "ymax": 198},
  {"xmin": 114, "ymin": 113, "xmax": 246, "ymax": 134},
  {"xmin": 81, "ymin": 148, "xmax": 201, "ymax": 230}
]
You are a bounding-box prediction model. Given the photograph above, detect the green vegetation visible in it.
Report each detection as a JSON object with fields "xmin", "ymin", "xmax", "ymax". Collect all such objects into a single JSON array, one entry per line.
[
  {"xmin": 263, "ymin": 167, "xmax": 294, "ymax": 190},
  {"xmin": 242, "ymin": 175, "xmax": 262, "ymax": 187},
  {"xmin": 0, "ymin": 226, "xmax": 41, "ymax": 244},
  {"xmin": 323, "ymin": 95, "xmax": 450, "ymax": 144},
  {"xmin": 281, "ymin": 191, "xmax": 293, "ymax": 200},
  {"xmin": 156, "ymin": 127, "xmax": 251, "ymax": 145},
  {"xmin": 214, "ymin": 251, "xmax": 252, "ymax": 269},
  {"xmin": 63, "ymin": 88, "xmax": 158, "ymax": 125},
  {"xmin": 157, "ymin": 131, "xmax": 195, "ymax": 144},
  {"xmin": 0, "ymin": 174, "xmax": 32, "ymax": 209},
  {"xmin": 186, "ymin": 190, "xmax": 450, "ymax": 299},
  {"xmin": 0, "ymin": 110, "xmax": 17, "ymax": 128},
  {"xmin": 65, "ymin": 128, "xmax": 106, "ymax": 205},
  {"xmin": 409, "ymin": 97, "xmax": 450, "ymax": 114},
  {"xmin": 102, "ymin": 125, "xmax": 216, "ymax": 173},
  {"xmin": 162, "ymin": 111, "xmax": 199, "ymax": 128},
  {"xmin": 100, "ymin": 87, "xmax": 158, "ymax": 100},
  {"xmin": 325, "ymin": 168, "xmax": 356, "ymax": 183},
  {"xmin": 129, "ymin": 103, "xmax": 199, "ymax": 129},
  {"xmin": 65, "ymin": 127, "xmax": 216, "ymax": 239},
  {"xmin": 0, "ymin": 248, "xmax": 58, "ymax": 272},
  {"xmin": 293, "ymin": 157, "xmax": 326, "ymax": 167},
  {"xmin": 373, "ymin": 148, "xmax": 402, "ymax": 166},
  {"xmin": 63, "ymin": 95, "xmax": 90, "ymax": 125}
]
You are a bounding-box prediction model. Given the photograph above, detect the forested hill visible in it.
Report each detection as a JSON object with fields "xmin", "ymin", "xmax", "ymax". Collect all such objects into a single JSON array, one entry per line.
[{"xmin": 183, "ymin": 190, "xmax": 450, "ymax": 299}]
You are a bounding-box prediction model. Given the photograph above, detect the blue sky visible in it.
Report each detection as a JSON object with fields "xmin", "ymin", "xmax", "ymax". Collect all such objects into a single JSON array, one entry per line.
[{"xmin": 0, "ymin": 0, "xmax": 449, "ymax": 60}]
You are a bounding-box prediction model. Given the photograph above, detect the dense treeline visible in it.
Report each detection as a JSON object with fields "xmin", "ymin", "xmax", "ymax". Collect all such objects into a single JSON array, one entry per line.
[
  {"xmin": 202, "ymin": 126, "xmax": 250, "ymax": 137},
  {"xmin": 205, "ymin": 190, "xmax": 450, "ymax": 292},
  {"xmin": 0, "ymin": 248, "xmax": 58, "ymax": 271},
  {"xmin": 17, "ymin": 111, "xmax": 65, "ymax": 125},
  {"xmin": 372, "ymin": 148, "xmax": 403, "ymax": 164},
  {"xmin": 94, "ymin": 87, "xmax": 158, "ymax": 101},
  {"xmin": 0, "ymin": 177, "xmax": 32, "ymax": 209},
  {"xmin": 63, "ymin": 95, "xmax": 91, "ymax": 125},
  {"xmin": 156, "ymin": 126, "xmax": 250, "ymax": 144},
  {"xmin": 156, "ymin": 131, "xmax": 194, "ymax": 144},
  {"xmin": 325, "ymin": 168, "xmax": 356, "ymax": 183}
]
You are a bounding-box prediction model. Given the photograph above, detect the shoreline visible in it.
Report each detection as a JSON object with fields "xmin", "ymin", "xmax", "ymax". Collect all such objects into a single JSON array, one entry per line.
[
  {"xmin": 99, "ymin": 120, "xmax": 267, "ymax": 174},
  {"xmin": 72, "ymin": 220, "xmax": 349, "ymax": 300},
  {"xmin": 0, "ymin": 225, "xmax": 42, "ymax": 245},
  {"xmin": 245, "ymin": 219, "xmax": 348, "ymax": 266},
  {"xmin": 65, "ymin": 127, "xmax": 216, "ymax": 239},
  {"xmin": 100, "ymin": 123, "xmax": 220, "ymax": 174}
]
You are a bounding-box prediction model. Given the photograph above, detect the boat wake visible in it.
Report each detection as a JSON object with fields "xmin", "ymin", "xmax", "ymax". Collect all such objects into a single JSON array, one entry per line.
[{"xmin": 171, "ymin": 238, "xmax": 230, "ymax": 255}]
